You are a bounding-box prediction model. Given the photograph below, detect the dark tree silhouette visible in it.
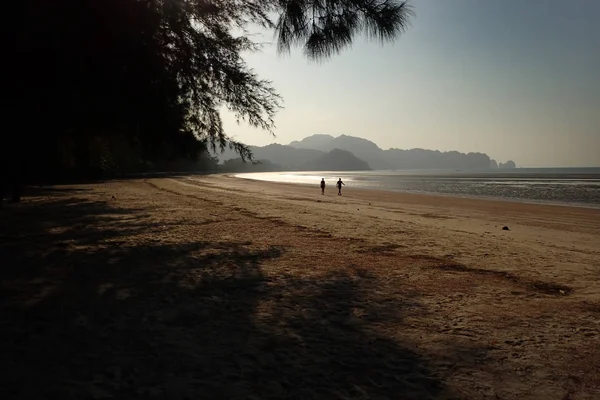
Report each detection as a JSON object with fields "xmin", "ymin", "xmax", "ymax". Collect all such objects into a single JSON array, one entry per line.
[
  {"xmin": 275, "ymin": 0, "xmax": 413, "ymax": 59},
  {"xmin": 3, "ymin": 0, "xmax": 413, "ymax": 202}
]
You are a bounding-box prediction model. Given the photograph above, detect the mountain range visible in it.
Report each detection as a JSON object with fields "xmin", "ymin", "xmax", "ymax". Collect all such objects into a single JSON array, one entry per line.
[{"xmin": 218, "ymin": 134, "xmax": 516, "ymax": 171}]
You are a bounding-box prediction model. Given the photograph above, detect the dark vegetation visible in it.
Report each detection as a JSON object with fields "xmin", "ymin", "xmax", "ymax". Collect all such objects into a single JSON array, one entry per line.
[{"xmin": 2, "ymin": 0, "xmax": 413, "ymax": 204}]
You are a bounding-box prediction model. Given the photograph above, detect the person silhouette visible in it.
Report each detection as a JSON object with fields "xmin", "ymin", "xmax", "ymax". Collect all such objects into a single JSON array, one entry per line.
[
  {"xmin": 320, "ymin": 178, "xmax": 326, "ymax": 195},
  {"xmin": 336, "ymin": 178, "xmax": 345, "ymax": 196}
]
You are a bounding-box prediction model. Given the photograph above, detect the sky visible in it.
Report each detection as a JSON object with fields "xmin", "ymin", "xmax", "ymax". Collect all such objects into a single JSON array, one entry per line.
[{"xmin": 221, "ymin": 0, "xmax": 600, "ymax": 167}]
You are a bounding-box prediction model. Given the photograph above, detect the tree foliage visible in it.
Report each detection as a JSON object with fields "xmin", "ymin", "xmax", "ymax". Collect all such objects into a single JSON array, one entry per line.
[
  {"xmin": 275, "ymin": 0, "xmax": 413, "ymax": 59},
  {"xmin": 4, "ymin": 0, "xmax": 412, "ymax": 187}
]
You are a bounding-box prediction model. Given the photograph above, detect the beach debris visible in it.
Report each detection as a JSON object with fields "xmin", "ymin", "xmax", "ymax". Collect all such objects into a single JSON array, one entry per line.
[
  {"xmin": 357, "ymin": 208, "xmax": 360, "ymax": 211},
  {"xmin": 502, "ymin": 226, "xmax": 510, "ymax": 231},
  {"xmin": 316, "ymin": 200, "xmax": 322, "ymax": 203}
]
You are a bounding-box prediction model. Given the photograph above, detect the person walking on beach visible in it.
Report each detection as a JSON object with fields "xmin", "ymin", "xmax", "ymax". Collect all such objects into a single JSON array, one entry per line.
[
  {"xmin": 320, "ymin": 178, "xmax": 326, "ymax": 195},
  {"xmin": 336, "ymin": 178, "xmax": 345, "ymax": 196}
]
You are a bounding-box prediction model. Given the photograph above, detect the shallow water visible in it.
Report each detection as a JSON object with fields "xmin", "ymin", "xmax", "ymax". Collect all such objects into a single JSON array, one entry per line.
[{"xmin": 236, "ymin": 168, "xmax": 600, "ymax": 208}]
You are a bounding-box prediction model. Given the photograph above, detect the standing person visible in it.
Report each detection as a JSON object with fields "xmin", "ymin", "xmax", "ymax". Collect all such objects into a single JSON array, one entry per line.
[
  {"xmin": 320, "ymin": 178, "xmax": 326, "ymax": 195},
  {"xmin": 336, "ymin": 178, "xmax": 345, "ymax": 196}
]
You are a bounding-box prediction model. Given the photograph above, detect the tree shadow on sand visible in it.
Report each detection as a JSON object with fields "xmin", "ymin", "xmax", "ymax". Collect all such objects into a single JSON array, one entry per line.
[{"xmin": 1, "ymin": 197, "xmax": 454, "ymax": 399}]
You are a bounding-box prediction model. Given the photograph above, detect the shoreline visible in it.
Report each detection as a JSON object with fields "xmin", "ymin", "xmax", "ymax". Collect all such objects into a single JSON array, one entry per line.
[
  {"xmin": 208, "ymin": 173, "xmax": 600, "ymax": 297},
  {"xmin": 232, "ymin": 173, "xmax": 600, "ymax": 211}
]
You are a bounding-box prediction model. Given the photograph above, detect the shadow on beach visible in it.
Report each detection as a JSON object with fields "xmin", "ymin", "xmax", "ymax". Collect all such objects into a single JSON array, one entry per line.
[{"xmin": 0, "ymin": 193, "xmax": 453, "ymax": 399}]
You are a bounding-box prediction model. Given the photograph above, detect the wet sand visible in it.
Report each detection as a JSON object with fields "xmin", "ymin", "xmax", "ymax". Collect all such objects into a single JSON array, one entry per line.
[{"xmin": 1, "ymin": 175, "xmax": 599, "ymax": 399}]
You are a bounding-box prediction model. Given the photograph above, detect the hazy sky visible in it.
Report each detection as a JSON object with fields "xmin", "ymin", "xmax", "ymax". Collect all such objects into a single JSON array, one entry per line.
[{"xmin": 221, "ymin": 0, "xmax": 600, "ymax": 167}]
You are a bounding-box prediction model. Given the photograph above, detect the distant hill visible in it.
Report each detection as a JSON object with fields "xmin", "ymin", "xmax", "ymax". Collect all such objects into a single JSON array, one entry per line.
[
  {"xmin": 248, "ymin": 144, "xmax": 324, "ymax": 170},
  {"xmin": 289, "ymin": 134, "xmax": 335, "ymax": 150},
  {"xmin": 288, "ymin": 134, "xmax": 515, "ymax": 170},
  {"xmin": 221, "ymin": 158, "xmax": 281, "ymax": 173},
  {"xmin": 216, "ymin": 134, "xmax": 516, "ymax": 171},
  {"xmin": 220, "ymin": 147, "xmax": 370, "ymax": 172},
  {"xmin": 499, "ymin": 160, "xmax": 516, "ymax": 169},
  {"xmin": 217, "ymin": 144, "xmax": 323, "ymax": 170},
  {"xmin": 290, "ymin": 134, "xmax": 390, "ymax": 169},
  {"xmin": 302, "ymin": 149, "xmax": 371, "ymax": 171},
  {"xmin": 382, "ymin": 148, "xmax": 492, "ymax": 170},
  {"xmin": 327, "ymin": 135, "xmax": 391, "ymax": 169}
]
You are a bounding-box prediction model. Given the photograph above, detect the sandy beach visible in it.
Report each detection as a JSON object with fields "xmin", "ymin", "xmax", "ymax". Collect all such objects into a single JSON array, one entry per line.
[{"xmin": 1, "ymin": 174, "xmax": 599, "ymax": 399}]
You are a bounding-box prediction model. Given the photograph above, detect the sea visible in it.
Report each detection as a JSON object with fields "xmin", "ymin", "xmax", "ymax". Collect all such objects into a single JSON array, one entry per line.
[{"xmin": 235, "ymin": 168, "xmax": 600, "ymax": 209}]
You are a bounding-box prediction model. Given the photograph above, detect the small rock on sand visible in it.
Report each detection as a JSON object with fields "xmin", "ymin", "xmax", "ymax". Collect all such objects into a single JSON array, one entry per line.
[{"xmin": 502, "ymin": 226, "xmax": 510, "ymax": 231}]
